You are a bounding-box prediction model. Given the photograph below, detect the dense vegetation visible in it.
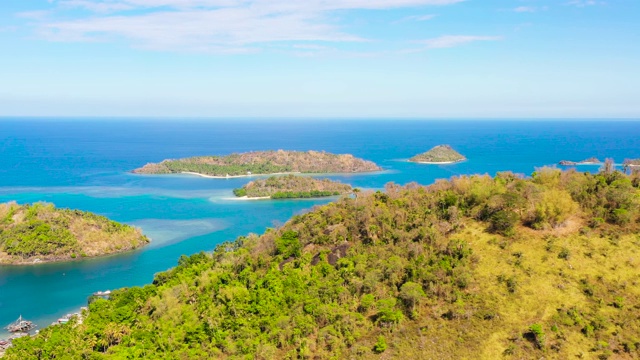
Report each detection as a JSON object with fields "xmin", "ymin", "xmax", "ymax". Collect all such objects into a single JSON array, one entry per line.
[
  {"xmin": 233, "ymin": 175, "xmax": 352, "ymax": 199},
  {"xmin": 133, "ymin": 150, "xmax": 381, "ymax": 177},
  {"xmin": 6, "ymin": 168, "xmax": 640, "ymax": 359},
  {"xmin": 0, "ymin": 202, "xmax": 149, "ymax": 264},
  {"xmin": 409, "ymin": 145, "xmax": 466, "ymax": 163}
]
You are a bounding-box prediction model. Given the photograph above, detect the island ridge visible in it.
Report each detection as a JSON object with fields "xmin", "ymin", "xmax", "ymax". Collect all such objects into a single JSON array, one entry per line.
[
  {"xmin": 559, "ymin": 157, "xmax": 601, "ymax": 166},
  {"xmin": 409, "ymin": 145, "xmax": 466, "ymax": 164},
  {"xmin": 133, "ymin": 150, "xmax": 381, "ymax": 177}
]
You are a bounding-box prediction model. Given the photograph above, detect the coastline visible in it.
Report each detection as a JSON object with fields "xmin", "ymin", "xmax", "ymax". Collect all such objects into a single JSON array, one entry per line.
[
  {"xmin": 559, "ymin": 162, "xmax": 601, "ymax": 166},
  {"xmin": 136, "ymin": 169, "xmax": 387, "ymax": 179},
  {"xmin": 181, "ymin": 171, "xmax": 301, "ymax": 179},
  {"xmin": 224, "ymin": 196, "xmax": 271, "ymax": 201},
  {"xmin": 0, "ymin": 244, "xmax": 149, "ymax": 266},
  {"xmin": 410, "ymin": 160, "xmax": 465, "ymax": 164}
]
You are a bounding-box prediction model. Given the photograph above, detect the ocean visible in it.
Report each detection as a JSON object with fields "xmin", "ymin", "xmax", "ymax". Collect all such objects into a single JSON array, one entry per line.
[{"xmin": 0, "ymin": 119, "xmax": 638, "ymax": 334}]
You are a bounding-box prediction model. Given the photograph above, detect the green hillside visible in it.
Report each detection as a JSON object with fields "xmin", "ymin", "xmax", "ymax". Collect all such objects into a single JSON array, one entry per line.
[
  {"xmin": 0, "ymin": 202, "xmax": 149, "ymax": 265},
  {"xmin": 233, "ymin": 175, "xmax": 352, "ymax": 199},
  {"xmin": 5, "ymin": 168, "xmax": 640, "ymax": 359}
]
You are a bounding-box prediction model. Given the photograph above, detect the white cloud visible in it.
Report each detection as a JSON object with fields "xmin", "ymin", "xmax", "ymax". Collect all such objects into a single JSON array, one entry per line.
[
  {"xmin": 28, "ymin": 0, "xmax": 465, "ymax": 52},
  {"xmin": 566, "ymin": 0, "xmax": 606, "ymax": 7},
  {"xmin": 512, "ymin": 5, "xmax": 548, "ymax": 13},
  {"xmin": 418, "ymin": 35, "xmax": 502, "ymax": 49},
  {"xmin": 395, "ymin": 14, "xmax": 437, "ymax": 22},
  {"xmin": 55, "ymin": 0, "xmax": 464, "ymax": 12},
  {"xmin": 513, "ymin": 6, "xmax": 537, "ymax": 13}
]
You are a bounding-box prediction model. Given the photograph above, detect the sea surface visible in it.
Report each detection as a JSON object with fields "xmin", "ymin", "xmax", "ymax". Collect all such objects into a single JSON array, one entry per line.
[{"xmin": 0, "ymin": 119, "xmax": 638, "ymax": 336}]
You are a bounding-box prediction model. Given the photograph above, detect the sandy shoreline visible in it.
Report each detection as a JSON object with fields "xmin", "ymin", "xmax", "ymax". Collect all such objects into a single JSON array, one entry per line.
[
  {"xmin": 412, "ymin": 160, "xmax": 464, "ymax": 164},
  {"xmin": 181, "ymin": 171, "xmax": 300, "ymax": 179},
  {"xmin": 224, "ymin": 196, "xmax": 271, "ymax": 201},
  {"xmin": 559, "ymin": 162, "xmax": 601, "ymax": 166},
  {"xmin": 0, "ymin": 245, "xmax": 148, "ymax": 266}
]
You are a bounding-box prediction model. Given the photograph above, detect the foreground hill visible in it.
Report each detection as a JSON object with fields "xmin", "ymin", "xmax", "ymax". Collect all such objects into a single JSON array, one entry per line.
[
  {"xmin": 409, "ymin": 145, "xmax": 466, "ymax": 163},
  {"xmin": 6, "ymin": 168, "xmax": 640, "ymax": 359},
  {"xmin": 233, "ymin": 175, "xmax": 353, "ymax": 199},
  {"xmin": 133, "ymin": 150, "xmax": 381, "ymax": 177},
  {"xmin": 0, "ymin": 202, "xmax": 149, "ymax": 265}
]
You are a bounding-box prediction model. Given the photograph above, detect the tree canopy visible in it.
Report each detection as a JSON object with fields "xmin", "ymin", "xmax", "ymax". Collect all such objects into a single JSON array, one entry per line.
[{"xmin": 6, "ymin": 168, "xmax": 640, "ymax": 359}]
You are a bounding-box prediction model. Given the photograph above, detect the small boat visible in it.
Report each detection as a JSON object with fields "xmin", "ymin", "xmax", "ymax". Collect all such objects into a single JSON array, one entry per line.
[{"xmin": 4, "ymin": 315, "xmax": 36, "ymax": 333}]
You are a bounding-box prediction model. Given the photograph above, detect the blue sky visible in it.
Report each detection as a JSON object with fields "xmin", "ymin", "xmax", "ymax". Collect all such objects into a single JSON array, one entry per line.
[{"xmin": 1, "ymin": 0, "xmax": 638, "ymax": 118}]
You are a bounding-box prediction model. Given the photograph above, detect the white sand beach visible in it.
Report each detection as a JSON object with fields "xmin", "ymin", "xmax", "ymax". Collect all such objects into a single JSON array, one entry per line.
[
  {"xmin": 181, "ymin": 171, "xmax": 300, "ymax": 179},
  {"xmin": 224, "ymin": 196, "xmax": 271, "ymax": 201}
]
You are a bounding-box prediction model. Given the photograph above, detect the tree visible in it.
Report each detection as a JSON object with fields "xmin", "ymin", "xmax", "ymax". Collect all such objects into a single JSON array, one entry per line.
[
  {"xmin": 399, "ymin": 282, "xmax": 425, "ymax": 315},
  {"xmin": 600, "ymin": 158, "xmax": 615, "ymax": 175}
]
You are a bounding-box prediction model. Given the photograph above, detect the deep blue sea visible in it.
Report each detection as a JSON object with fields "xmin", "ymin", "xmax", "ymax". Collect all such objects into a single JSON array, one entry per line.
[{"xmin": 0, "ymin": 119, "xmax": 638, "ymax": 336}]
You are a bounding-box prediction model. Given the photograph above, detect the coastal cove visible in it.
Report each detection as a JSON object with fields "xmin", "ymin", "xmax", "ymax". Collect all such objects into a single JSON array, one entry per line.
[{"xmin": 0, "ymin": 119, "xmax": 639, "ymax": 337}]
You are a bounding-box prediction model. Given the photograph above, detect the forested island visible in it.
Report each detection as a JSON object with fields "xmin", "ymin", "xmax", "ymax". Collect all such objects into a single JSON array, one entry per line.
[
  {"xmin": 0, "ymin": 202, "xmax": 149, "ymax": 265},
  {"xmin": 6, "ymin": 168, "xmax": 640, "ymax": 359},
  {"xmin": 559, "ymin": 157, "xmax": 601, "ymax": 166},
  {"xmin": 133, "ymin": 150, "xmax": 381, "ymax": 177},
  {"xmin": 233, "ymin": 175, "xmax": 352, "ymax": 199},
  {"xmin": 409, "ymin": 144, "xmax": 466, "ymax": 164}
]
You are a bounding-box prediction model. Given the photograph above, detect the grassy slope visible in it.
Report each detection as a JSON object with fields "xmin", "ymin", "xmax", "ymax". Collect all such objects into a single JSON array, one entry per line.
[
  {"xmin": 5, "ymin": 169, "xmax": 640, "ymax": 359},
  {"xmin": 0, "ymin": 202, "xmax": 149, "ymax": 264}
]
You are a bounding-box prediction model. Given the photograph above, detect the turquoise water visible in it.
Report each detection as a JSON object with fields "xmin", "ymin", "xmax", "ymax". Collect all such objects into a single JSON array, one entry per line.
[{"xmin": 0, "ymin": 119, "xmax": 638, "ymax": 335}]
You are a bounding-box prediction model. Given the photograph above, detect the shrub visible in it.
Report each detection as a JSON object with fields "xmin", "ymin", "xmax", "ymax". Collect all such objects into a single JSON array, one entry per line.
[
  {"xmin": 558, "ymin": 248, "xmax": 570, "ymax": 260},
  {"xmin": 527, "ymin": 323, "xmax": 546, "ymax": 348},
  {"xmin": 531, "ymin": 190, "xmax": 577, "ymax": 229},
  {"xmin": 373, "ymin": 336, "xmax": 387, "ymax": 353},
  {"xmin": 489, "ymin": 210, "xmax": 519, "ymax": 236}
]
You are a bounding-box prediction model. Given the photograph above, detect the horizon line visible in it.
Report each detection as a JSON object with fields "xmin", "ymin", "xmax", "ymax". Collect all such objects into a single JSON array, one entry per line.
[{"xmin": 1, "ymin": 116, "xmax": 640, "ymax": 121}]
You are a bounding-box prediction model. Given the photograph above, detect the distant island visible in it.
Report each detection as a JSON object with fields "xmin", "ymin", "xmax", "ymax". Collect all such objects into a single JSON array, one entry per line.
[
  {"xmin": 0, "ymin": 202, "xmax": 149, "ymax": 265},
  {"xmin": 558, "ymin": 157, "xmax": 601, "ymax": 166},
  {"xmin": 409, "ymin": 145, "xmax": 466, "ymax": 164},
  {"xmin": 133, "ymin": 150, "xmax": 381, "ymax": 177},
  {"xmin": 624, "ymin": 158, "xmax": 640, "ymax": 167},
  {"xmin": 233, "ymin": 175, "xmax": 352, "ymax": 199}
]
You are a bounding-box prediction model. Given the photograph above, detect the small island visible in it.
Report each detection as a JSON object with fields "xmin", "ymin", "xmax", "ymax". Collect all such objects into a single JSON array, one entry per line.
[
  {"xmin": 133, "ymin": 150, "xmax": 381, "ymax": 177},
  {"xmin": 623, "ymin": 158, "xmax": 640, "ymax": 167},
  {"xmin": 233, "ymin": 175, "xmax": 352, "ymax": 199},
  {"xmin": 558, "ymin": 157, "xmax": 601, "ymax": 166},
  {"xmin": 0, "ymin": 202, "xmax": 149, "ymax": 265},
  {"xmin": 409, "ymin": 145, "xmax": 466, "ymax": 164}
]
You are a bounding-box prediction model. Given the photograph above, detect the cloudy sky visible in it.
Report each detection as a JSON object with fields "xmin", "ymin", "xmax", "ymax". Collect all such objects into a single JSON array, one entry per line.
[{"xmin": 1, "ymin": 0, "xmax": 638, "ymax": 118}]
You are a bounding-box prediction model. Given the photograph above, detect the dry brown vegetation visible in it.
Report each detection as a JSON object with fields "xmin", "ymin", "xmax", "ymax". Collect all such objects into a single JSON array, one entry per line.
[{"xmin": 6, "ymin": 168, "xmax": 640, "ymax": 359}]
